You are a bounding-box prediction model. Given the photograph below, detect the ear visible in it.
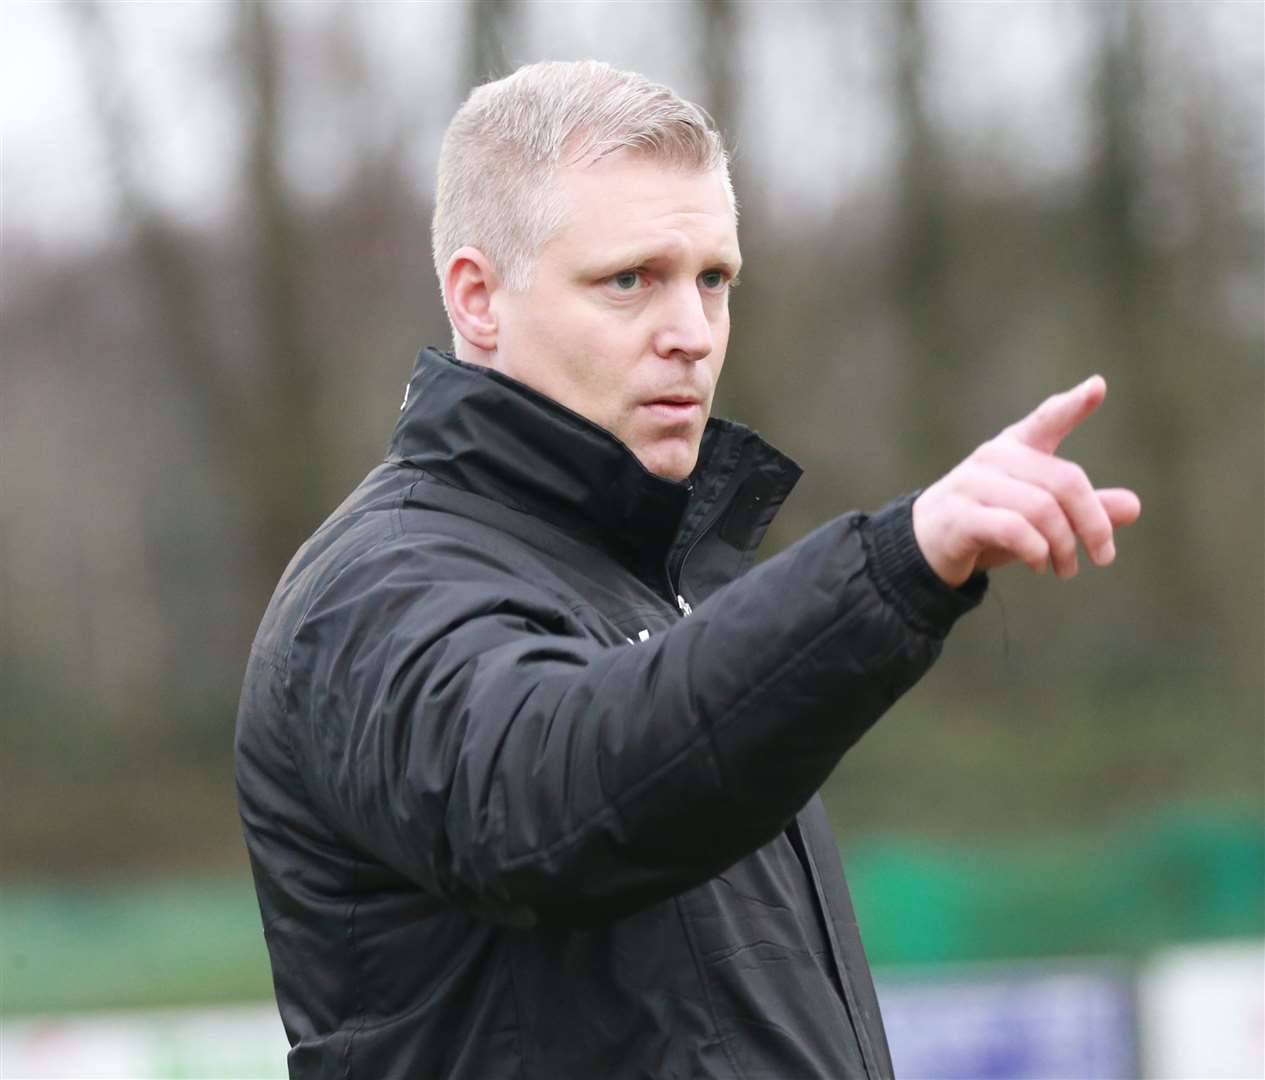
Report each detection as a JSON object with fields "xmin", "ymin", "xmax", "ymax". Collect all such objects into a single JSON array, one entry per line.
[{"xmin": 444, "ymin": 246, "xmax": 499, "ymax": 353}]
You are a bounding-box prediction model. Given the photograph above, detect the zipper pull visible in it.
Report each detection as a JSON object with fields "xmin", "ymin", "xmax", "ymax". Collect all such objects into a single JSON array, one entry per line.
[{"xmin": 676, "ymin": 594, "xmax": 693, "ymax": 617}]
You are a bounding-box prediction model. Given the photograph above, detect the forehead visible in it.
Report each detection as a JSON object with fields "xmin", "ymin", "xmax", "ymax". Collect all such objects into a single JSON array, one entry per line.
[{"xmin": 545, "ymin": 154, "xmax": 740, "ymax": 272}]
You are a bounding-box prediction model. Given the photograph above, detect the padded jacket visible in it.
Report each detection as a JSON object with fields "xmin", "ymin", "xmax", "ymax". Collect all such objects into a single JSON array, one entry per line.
[{"xmin": 235, "ymin": 347, "xmax": 985, "ymax": 1079}]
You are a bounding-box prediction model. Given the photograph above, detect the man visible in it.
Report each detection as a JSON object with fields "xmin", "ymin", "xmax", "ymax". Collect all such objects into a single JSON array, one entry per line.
[{"xmin": 236, "ymin": 61, "xmax": 1140, "ymax": 1078}]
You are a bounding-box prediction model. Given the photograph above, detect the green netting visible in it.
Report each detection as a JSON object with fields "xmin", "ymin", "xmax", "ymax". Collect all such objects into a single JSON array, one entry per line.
[
  {"xmin": 1, "ymin": 879, "xmax": 274, "ymax": 1015},
  {"xmin": 3, "ymin": 804, "xmax": 1261, "ymax": 1014},
  {"xmin": 847, "ymin": 804, "xmax": 1265, "ymax": 966}
]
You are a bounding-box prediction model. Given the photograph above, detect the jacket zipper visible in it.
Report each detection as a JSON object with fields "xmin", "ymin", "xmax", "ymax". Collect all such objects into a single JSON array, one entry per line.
[
  {"xmin": 664, "ymin": 490, "xmax": 731, "ymax": 614},
  {"xmin": 662, "ymin": 566, "xmax": 693, "ymax": 617},
  {"xmin": 667, "ymin": 437, "xmax": 771, "ymax": 606}
]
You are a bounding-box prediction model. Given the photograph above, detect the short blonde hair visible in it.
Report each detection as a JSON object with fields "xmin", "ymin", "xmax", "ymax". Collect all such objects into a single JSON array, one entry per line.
[{"xmin": 432, "ymin": 60, "xmax": 733, "ymax": 304}]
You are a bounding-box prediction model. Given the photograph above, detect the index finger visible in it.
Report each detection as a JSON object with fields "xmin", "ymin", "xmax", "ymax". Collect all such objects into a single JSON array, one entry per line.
[{"xmin": 1005, "ymin": 375, "xmax": 1107, "ymax": 454}]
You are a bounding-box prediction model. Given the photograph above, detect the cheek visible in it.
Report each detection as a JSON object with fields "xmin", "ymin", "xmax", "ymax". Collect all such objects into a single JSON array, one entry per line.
[
  {"xmin": 519, "ymin": 298, "xmax": 635, "ymax": 427},
  {"xmin": 570, "ymin": 312, "xmax": 643, "ymax": 391},
  {"xmin": 500, "ymin": 291, "xmax": 584, "ymax": 374},
  {"xmin": 496, "ymin": 294, "xmax": 551, "ymax": 358},
  {"xmin": 705, "ymin": 314, "xmax": 730, "ymax": 391}
]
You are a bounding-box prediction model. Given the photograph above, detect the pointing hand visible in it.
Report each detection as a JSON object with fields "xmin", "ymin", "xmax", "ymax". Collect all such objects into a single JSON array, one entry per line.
[{"xmin": 911, "ymin": 376, "xmax": 1142, "ymax": 588}]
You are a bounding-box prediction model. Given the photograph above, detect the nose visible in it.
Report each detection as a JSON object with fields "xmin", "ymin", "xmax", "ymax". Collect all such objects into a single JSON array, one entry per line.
[{"xmin": 652, "ymin": 282, "xmax": 714, "ymax": 362}]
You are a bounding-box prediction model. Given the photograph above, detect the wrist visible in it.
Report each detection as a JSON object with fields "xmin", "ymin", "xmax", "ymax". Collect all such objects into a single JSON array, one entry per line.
[{"xmin": 859, "ymin": 493, "xmax": 987, "ymax": 637}]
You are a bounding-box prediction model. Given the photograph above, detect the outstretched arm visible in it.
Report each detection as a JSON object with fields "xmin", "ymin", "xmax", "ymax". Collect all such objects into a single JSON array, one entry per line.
[{"xmin": 290, "ymin": 499, "xmax": 975, "ymax": 929}]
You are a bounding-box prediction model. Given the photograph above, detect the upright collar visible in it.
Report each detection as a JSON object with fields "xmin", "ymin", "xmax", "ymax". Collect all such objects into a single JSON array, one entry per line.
[{"xmin": 387, "ymin": 348, "xmax": 800, "ymax": 593}]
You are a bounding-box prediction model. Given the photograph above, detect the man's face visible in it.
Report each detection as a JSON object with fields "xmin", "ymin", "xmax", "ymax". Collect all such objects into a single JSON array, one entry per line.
[{"xmin": 489, "ymin": 153, "xmax": 740, "ymax": 481}]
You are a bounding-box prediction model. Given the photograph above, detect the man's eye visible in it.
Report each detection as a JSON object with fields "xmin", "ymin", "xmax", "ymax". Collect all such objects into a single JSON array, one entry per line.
[
  {"xmin": 611, "ymin": 271, "xmax": 641, "ymax": 291},
  {"xmin": 699, "ymin": 270, "xmax": 728, "ymax": 290}
]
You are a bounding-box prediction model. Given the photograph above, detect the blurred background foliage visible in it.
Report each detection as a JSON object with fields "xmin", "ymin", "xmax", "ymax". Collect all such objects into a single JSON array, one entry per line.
[{"xmin": 2, "ymin": 0, "xmax": 1261, "ymax": 1005}]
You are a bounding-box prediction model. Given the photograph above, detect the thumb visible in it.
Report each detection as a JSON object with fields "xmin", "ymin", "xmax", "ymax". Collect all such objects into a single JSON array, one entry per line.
[{"xmin": 1006, "ymin": 375, "xmax": 1107, "ymax": 454}]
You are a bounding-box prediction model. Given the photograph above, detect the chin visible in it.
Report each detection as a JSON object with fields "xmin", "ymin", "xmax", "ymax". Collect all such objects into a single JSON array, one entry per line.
[{"xmin": 637, "ymin": 444, "xmax": 698, "ymax": 483}]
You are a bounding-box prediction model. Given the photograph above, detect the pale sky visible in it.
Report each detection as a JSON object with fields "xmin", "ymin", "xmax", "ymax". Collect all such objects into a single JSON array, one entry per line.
[{"xmin": 2, "ymin": 0, "xmax": 1261, "ymax": 252}]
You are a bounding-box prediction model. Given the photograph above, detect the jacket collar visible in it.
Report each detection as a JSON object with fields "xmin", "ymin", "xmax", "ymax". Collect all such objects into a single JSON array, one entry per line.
[{"xmin": 387, "ymin": 348, "xmax": 801, "ymax": 593}]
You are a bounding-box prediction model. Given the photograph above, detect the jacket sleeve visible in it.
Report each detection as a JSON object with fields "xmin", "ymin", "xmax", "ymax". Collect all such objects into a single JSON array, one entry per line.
[{"xmin": 289, "ymin": 494, "xmax": 984, "ymax": 928}]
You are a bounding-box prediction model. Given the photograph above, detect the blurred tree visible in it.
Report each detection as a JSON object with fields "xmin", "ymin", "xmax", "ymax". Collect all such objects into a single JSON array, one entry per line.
[
  {"xmin": 1086, "ymin": 2, "xmax": 1201, "ymax": 631},
  {"xmin": 232, "ymin": 0, "xmax": 333, "ymax": 586},
  {"xmin": 697, "ymin": 0, "xmax": 738, "ymax": 146},
  {"xmin": 462, "ymin": 0, "xmax": 519, "ymax": 95},
  {"xmin": 63, "ymin": 1, "xmax": 338, "ymax": 598},
  {"xmin": 63, "ymin": 2, "xmax": 226, "ymax": 433},
  {"xmin": 888, "ymin": 0, "xmax": 963, "ymax": 474}
]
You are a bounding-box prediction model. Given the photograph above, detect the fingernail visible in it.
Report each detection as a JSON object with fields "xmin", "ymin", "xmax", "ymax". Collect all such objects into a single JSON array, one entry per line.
[{"xmin": 1100, "ymin": 540, "xmax": 1116, "ymax": 564}]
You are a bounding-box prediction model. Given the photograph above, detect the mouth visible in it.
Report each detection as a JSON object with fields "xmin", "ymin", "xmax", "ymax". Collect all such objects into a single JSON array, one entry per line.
[{"xmin": 642, "ymin": 395, "xmax": 703, "ymax": 420}]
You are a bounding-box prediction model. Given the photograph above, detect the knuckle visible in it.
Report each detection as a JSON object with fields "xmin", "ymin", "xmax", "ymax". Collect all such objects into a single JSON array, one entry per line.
[
  {"xmin": 1055, "ymin": 462, "xmax": 1088, "ymax": 498},
  {"xmin": 1086, "ymin": 522, "xmax": 1113, "ymax": 548},
  {"xmin": 1001, "ymin": 516, "xmax": 1028, "ymax": 548},
  {"xmin": 1036, "ymin": 398, "xmax": 1062, "ymax": 427},
  {"xmin": 969, "ymin": 439, "xmax": 998, "ymax": 464},
  {"xmin": 962, "ymin": 505, "xmax": 991, "ymax": 541},
  {"xmin": 1032, "ymin": 491, "xmax": 1062, "ymax": 525}
]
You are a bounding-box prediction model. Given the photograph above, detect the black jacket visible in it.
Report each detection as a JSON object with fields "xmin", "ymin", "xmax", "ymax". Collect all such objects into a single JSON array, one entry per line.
[{"xmin": 235, "ymin": 347, "xmax": 984, "ymax": 1079}]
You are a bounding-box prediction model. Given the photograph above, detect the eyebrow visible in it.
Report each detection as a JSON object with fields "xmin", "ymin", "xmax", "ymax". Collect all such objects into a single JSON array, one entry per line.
[{"xmin": 582, "ymin": 245, "xmax": 743, "ymax": 280}]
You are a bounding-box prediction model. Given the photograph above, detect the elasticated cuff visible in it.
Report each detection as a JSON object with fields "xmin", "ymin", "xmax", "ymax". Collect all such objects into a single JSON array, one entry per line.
[{"xmin": 858, "ymin": 492, "xmax": 987, "ymax": 638}]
